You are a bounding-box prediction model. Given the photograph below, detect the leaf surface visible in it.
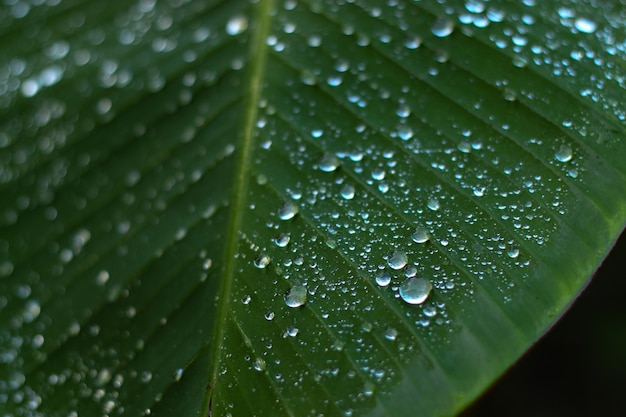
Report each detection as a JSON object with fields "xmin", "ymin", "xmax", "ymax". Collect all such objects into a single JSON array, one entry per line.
[{"xmin": 1, "ymin": 1, "xmax": 625, "ymax": 416}]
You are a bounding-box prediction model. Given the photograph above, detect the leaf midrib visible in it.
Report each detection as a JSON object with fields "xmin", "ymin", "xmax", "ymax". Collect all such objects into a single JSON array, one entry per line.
[{"xmin": 208, "ymin": 0, "xmax": 276, "ymax": 408}]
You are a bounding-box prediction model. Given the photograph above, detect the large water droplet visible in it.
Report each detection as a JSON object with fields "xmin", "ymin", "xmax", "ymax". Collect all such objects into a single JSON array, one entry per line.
[
  {"xmin": 411, "ymin": 226, "xmax": 429, "ymax": 244},
  {"xmin": 399, "ymin": 277, "xmax": 432, "ymax": 305},
  {"xmin": 432, "ymin": 17, "xmax": 454, "ymax": 37},
  {"xmin": 554, "ymin": 145, "xmax": 572, "ymax": 162},
  {"xmin": 285, "ymin": 285, "xmax": 307, "ymax": 308},
  {"xmin": 387, "ymin": 251, "xmax": 408, "ymax": 270},
  {"xmin": 278, "ymin": 201, "xmax": 299, "ymax": 220}
]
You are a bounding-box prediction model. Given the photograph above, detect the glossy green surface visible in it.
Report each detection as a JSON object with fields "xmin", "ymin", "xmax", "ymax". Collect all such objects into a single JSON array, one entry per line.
[{"xmin": 1, "ymin": 1, "xmax": 625, "ymax": 416}]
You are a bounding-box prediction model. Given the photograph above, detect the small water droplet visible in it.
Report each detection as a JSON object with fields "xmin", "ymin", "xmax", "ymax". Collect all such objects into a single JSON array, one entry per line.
[
  {"xmin": 384, "ymin": 327, "xmax": 398, "ymax": 341},
  {"xmin": 432, "ymin": 17, "xmax": 454, "ymax": 37},
  {"xmin": 284, "ymin": 285, "xmax": 307, "ymax": 308},
  {"xmin": 554, "ymin": 144, "xmax": 572, "ymax": 162},
  {"xmin": 340, "ymin": 184, "xmax": 355, "ymax": 200},
  {"xmin": 507, "ymin": 247, "xmax": 520, "ymax": 259},
  {"xmin": 387, "ymin": 251, "xmax": 408, "ymax": 270},
  {"xmin": 226, "ymin": 15, "xmax": 248, "ymax": 36},
  {"xmin": 253, "ymin": 357, "xmax": 266, "ymax": 372},
  {"xmin": 411, "ymin": 226, "xmax": 429, "ymax": 244},
  {"xmin": 399, "ymin": 277, "xmax": 432, "ymax": 305},
  {"xmin": 375, "ymin": 271, "xmax": 391, "ymax": 287},
  {"xmin": 265, "ymin": 311, "xmax": 275, "ymax": 320},
  {"xmin": 397, "ymin": 125, "xmax": 413, "ymax": 140},
  {"xmin": 427, "ymin": 198, "xmax": 440, "ymax": 211},
  {"xmin": 173, "ymin": 368, "xmax": 184, "ymax": 382},
  {"xmin": 23, "ymin": 300, "xmax": 41, "ymax": 323},
  {"xmin": 254, "ymin": 253, "xmax": 271, "ymax": 269},
  {"xmin": 319, "ymin": 153, "xmax": 340, "ymax": 172},
  {"xmin": 274, "ymin": 233, "xmax": 290, "ymax": 247},
  {"xmin": 96, "ymin": 270, "xmax": 110, "ymax": 286},
  {"xmin": 140, "ymin": 371, "xmax": 152, "ymax": 383},
  {"xmin": 286, "ymin": 327, "xmax": 299, "ymax": 337},
  {"xmin": 278, "ymin": 201, "xmax": 299, "ymax": 220}
]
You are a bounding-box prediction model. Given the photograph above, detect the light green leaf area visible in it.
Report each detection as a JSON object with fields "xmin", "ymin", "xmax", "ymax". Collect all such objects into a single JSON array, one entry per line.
[{"xmin": 1, "ymin": 0, "xmax": 625, "ymax": 416}]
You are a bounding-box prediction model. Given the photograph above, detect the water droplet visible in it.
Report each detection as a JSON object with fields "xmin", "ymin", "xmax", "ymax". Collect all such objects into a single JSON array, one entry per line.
[
  {"xmin": 319, "ymin": 153, "xmax": 340, "ymax": 172},
  {"xmin": 399, "ymin": 278, "xmax": 432, "ymax": 305},
  {"xmin": 285, "ymin": 285, "xmax": 307, "ymax": 308},
  {"xmin": 507, "ymin": 247, "xmax": 520, "ymax": 259},
  {"xmin": 554, "ymin": 144, "xmax": 572, "ymax": 162},
  {"xmin": 226, "ymin": 15, "xmax": 248, "ymax": 36},
  {"xmin": 278, "ymin": 201, "xmax": 299, "ymax": 220},
  {"xmin": 396, "ymin": 103, "xmax": 411, "ymax": 118},
  {"xmin": 286, "ymin": 327, "xmax": 299, "ymax": 337},
  {"xmin": 427, "ymin": 198, "xmax": 440, "ymax": 211},
  {"xmin": 141, "ymin": 371, "xmax": 152, "ymax": 383},
  {"xmin": 397, "ymin": 125, "xmax": 413, "ymax": 140},
  {"xmin": 574, "ymin": 17, "xmax": 597, "ymax": 34},
  {"xmin": 387, "ymin": 251, "xmax": 408, "ymax": 270},
  {"xmin": 340, "ymin": 184, "xmax": 355, "ymax": 200},
  {"xmin": 173, "ymin": 368, "xmax": 184, "ymax": 382},
  {"xmin": 384, "ymin": 327, "xmax": 398, "ymax": 341},
  {"xmin": 274, "ymin": 233, "xmax": 290, "ymax": 247},
  {"xmin": 404, "ymin": 34, "xmax": 422, "ymax": 49},
  {"xmin": 96, "ymin": 270, "xmax": 110, "ymax": 286},
  {"xmin": 411, "ymin": 226, "xmax": 429, "ymax": 244},
  {"xmin": 254, "ymin": 253, "xmax": 271, "ymax": 269},
  {"xmin": 375, "ymin": 271, "xmax": 391, "ymax": 287},
  {"xmin": 23, "ymin": 300, "xmax": 41, "ymax": 323},
  {"xmin": 331, "ymin": 340, "xmax": 345, "ymax": 351},
  {"xmin": 265, "ymin": 311, "xmax": 275, "ymax": 321},
  {"xmin": 253, "ymin": 357, "xmax": 266, "ymax": 372},
  {"xmin": 432, "ymin": 17, "xmax": 454, "ymax": 38}
]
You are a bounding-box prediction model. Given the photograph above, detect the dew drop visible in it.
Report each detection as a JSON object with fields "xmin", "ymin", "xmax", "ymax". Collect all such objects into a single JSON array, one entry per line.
[
  {"xmin": 574, "ymin": 17, "xmax": 597, "ymax": 34},
  {"xmin": 432, "ymin": 17, "xmax": 455, "ymax": 37},
  {"xmin": 397, "ymin": 125, "xmax": 413, "ymax": 140},
  {"xmin": 340, "ymin": 184, "xmax": 355, "ymax": 200},
  {"xmin": 507, "ymin": 246, "xmax": 520, "ymax": 259},
  {"xmin": 375, "ymin": 271, "xmax": 391, "ymax": 287},
  {"xmin": 387, "ymin": 251, "xmax": 408, "ymax": 270},
  {"xmin": 253, "ymin": 357, "xmax": 266, "ymax": 372},
  {"xmin": 284, "ymin": 285, "xmax": 307, "ymax": 308},
  {"xmin": 319, "ymin": 153, "xmax": 340, "ymax": 172},
  {"xmin": 96, "ymin": 270, "xmax": 110, "ymax": 286},
  {"xmin": 399, "ymin": 277, "xmax": 432, "ymax": 305},
  {"xmin": 411, "ymin": 226, "xmax": 429, "ymax": 244},
  {"xmin": 554, "ymin": 144, "xmax": 572, "ymax": 162},
  {"xmin": 404, "ymin": 34, "xmax": 422, "ymax": 49},
  {"xmin": 23, "ymin": 300, "xmax": 41, "ymax": 323},
  {"xmin": 274, "ymin": 233, "xmax": 290, "ymax": 247},
  {"xmin": 427, "ymin": 198, "xmax": 440, "ymax": 211},
  {"xmin": 226, "ymin": 15, "xmax": 248, "ymax": 36},
  {"xmin": 173, "ymin": 368, "xmax": 184, "ymax": 382},
  {"xmin": 278, "ymin": 201, "xmax": 299, "ymax": 220},
  {"xmin": 254, "ymin": 253, "xmax": 271, "ymax": 269},
  {"xmin": 384, "ymin": 327, "xmax": 398, "ymax": 341}
]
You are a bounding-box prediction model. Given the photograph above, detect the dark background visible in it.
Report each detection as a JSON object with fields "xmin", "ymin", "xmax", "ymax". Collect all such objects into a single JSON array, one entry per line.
[{"xmin": 460, "ymin": 229, "xmax": 626, "ymax": 417}]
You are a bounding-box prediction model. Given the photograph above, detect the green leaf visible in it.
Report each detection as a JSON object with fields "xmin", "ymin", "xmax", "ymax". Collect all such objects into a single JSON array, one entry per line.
[{"xmin": 1, "ymin": 1, "xmax": 625, "ymax": 416}]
